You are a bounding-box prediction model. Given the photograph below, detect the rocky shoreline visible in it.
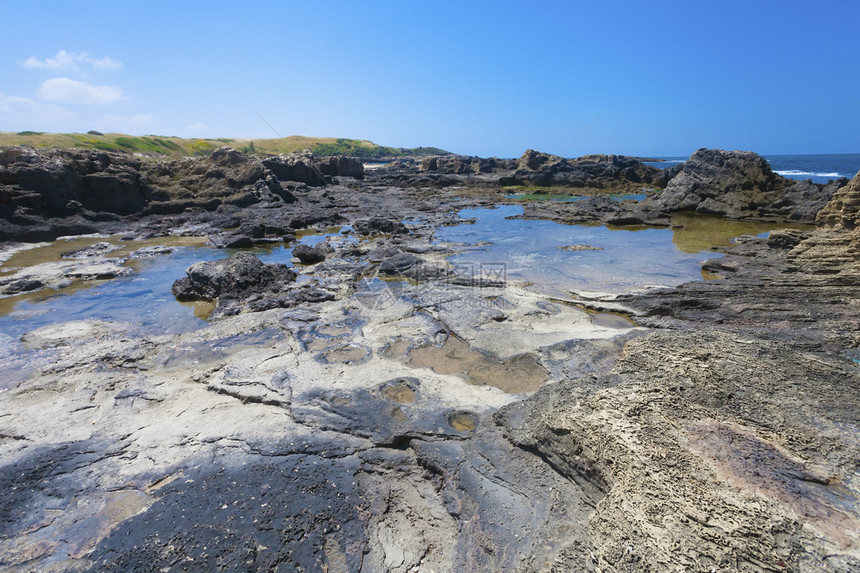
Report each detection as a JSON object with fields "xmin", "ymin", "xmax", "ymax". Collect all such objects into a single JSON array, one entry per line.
[{"xmin": 0, "ymin": 145, "xmax": 858, "ymax": 571}]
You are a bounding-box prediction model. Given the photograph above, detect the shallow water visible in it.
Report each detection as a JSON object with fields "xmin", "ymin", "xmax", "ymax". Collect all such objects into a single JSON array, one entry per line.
[
  {"xmin": 407, "ymin": 335, "xmax": 548, "ymax": 393},
  {"xmin": 0, "ymin": 231, "xmax": 339, "ymax": 339},
  {"xmin": 668, "ymin": 213, "xmax": 812, "ymax": 254},
  {"xmin": 0, "ymin": 209, "xmax": 806, "ymax": 339},
  {"xmin": 435, "ymin": 205, "xmax": 803, "ymax": 296}
]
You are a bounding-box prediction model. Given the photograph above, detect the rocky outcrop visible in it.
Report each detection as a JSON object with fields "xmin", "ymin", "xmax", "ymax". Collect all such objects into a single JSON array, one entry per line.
[
  {"xmin": 498, "ymin": 328, "xmax": 860, "ymax": 571},
  {"xmin": 171, "ymin": 252, "xmax": 335, "ymax": 317},
  {"xmin": 0, "ymin": 146, "xmax": 372, "ymax": 241},
  {"xmin": 494, "ymin": 177, "xmax": 860, "ymax": 570},
  {"xmin": 315, "ymin": 155, "xmax": 364, "ymax": 179},
  {"xmin": 140, "ymin": 147, "xmax": 299, "ymax": 214},
  {"xmin": 643, "ymin": 148, "xmax": 845, "ymax": 222},
  {"xmin": 518, "ymin": 149, "xmax": 849, "ymax": 227},
  {"xmin": 816, "ymin": 170, "xmax": 860, "ymax": 229},
  {"xmin": 420, "ymin": 155, "xmax": 514, "ymax": 175},
  {"xmin": 502, "ymin": 150, "xmax": 666, "ymax": 190},
  {"xmin": 0, "ymin": 146, "xmax": 296, "ymax": 227},
  {"xmin": 260, "ymin": 150, "xmax": 327, "ymax": 187},
  {"xmin": 0, "ymin": 146, "xmax": 148, "ymax": 215}
]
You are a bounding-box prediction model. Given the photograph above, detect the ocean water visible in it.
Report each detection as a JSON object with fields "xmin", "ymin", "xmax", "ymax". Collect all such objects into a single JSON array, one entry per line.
[{"xmin": 644, "ymin": 154, "xmax": 860, "ymax": 184}]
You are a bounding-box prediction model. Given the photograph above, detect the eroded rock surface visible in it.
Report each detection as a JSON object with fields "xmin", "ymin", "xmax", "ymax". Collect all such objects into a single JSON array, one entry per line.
[{"xmin": 0, "ymin": 145, "xmax": 858, "ymax": 572}]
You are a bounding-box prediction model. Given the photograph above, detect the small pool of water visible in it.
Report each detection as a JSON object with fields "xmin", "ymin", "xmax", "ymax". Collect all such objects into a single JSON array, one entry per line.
[
  {"xmin": 0, "ymin": 231, "xmax": 343, "ymax": 339},
  {"xmin": 435, "ymin": 205, "xmax": 800, "ymax": 296}
]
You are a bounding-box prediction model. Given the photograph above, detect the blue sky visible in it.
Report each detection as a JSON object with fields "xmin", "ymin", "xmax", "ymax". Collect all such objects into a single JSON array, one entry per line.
[{"xmin": 1, "ymin": 0, "xmax": 857, "ymax": 157}]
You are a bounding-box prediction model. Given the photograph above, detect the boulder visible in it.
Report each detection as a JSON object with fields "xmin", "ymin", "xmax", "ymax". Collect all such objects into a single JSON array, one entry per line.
[
  {"xmin": 171, "ymin": 252, "xmax": 296, "ymax": 301},
  {"xmin": 293, "ymin": 242, "xmax": 331, "ymax": 264},
  {"xmin": 352, "ymin": 218, "xmax": 409, "ymax": 235},
  {"xmin": 378, "ymin": 252, "xmax": 422, "ymax": 275}
]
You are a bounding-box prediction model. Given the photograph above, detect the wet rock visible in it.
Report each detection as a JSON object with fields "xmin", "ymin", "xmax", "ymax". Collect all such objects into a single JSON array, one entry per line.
[
  {"xmin": 293, "ymin": 242, "xmax": 332, "ymax": 264},
  {"xmin": 171, "ymin": 252, "xmax": 296, "ymax": 301},
  {"xmin": 171, "ymin": 254, "xmax": 335, "ymax": 318},
  {"xmin": 0, "ymin": 258, "xmax": 132, "ymax": 295},
  {"xmin": 21, "ymin": 319, "xmax": 123, "ymax": 349},
  {"xmin": 378, "ymin": 252, "xmax": 421, "ymax": 275},
  {"xmin": 2, "ymin": 278, "xmax": 43, "ymax": 293},
  {"xmin": 559, "ymin": 244, "xmax": 603, "ymax": 251},
  {"xmin": 352, "ymin": 218, "xmax": 409, "ymax": 235},
  {"xmin": 128, "ymin": 245, "xmax": 182, "ymax": 258},
  {"xmin": 61, "ymin": 241, "xmax": 122, "ymax": 259}
]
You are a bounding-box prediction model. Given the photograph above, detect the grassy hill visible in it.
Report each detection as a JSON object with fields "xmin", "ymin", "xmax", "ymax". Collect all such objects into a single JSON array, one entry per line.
[{"xmin": 0, "ymin": 131, "xmax": 449, "ymax": 159}]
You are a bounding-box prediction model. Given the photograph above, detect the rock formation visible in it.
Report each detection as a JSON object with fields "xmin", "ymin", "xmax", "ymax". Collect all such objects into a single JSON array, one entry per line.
[
  {"xmin": 502, "ymin": 150, "xmax": 668, "ymax": 190},
  {"xmin": 645, "ymin": 148, "xmax": 845, "ymax": 221}
]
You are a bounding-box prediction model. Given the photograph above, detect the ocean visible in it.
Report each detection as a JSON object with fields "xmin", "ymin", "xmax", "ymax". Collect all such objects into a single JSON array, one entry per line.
[{"xmin": 644, "ymin": 154, "xmax": 860, "ymax": 184}]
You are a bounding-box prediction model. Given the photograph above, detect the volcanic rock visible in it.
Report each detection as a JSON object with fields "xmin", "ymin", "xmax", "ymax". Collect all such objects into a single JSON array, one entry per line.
[
  {"xmin": 644, "ymin": 148, "xmax": 845, "ymax": 222},
  {"xmin": 171, "ymin": 252, "xmax": 296, "ymax": 301}
]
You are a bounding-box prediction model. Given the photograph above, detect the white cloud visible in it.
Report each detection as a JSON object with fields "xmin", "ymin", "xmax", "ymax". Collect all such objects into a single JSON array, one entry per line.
[
  {"xmin": 36, "ymin": 78, "xmax": 123, "ymax": 105},
  {"xmin": 0, "ymin": 92, "xmax": 76, "ymax": 127},
  {"xmin": 21, "ymin": 50, "xmax": 123, "ymax": 72}
]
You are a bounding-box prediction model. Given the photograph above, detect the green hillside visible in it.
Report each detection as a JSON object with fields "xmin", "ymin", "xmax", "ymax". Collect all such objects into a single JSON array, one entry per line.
[{"xmin": 0, "ymin": 131, "xmax": 449, "ymax": 158}]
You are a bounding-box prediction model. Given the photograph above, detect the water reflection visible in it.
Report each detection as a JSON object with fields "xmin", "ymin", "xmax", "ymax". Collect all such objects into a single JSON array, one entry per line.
[{"xmin": 436, "ymin": 205, "xmax": 804, "ymax": 296}]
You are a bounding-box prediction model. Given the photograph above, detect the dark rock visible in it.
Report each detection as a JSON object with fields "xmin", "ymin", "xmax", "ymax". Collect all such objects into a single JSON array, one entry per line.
[
  {"xmin": 293, "ymin": 242, "xmax": 330, "ymax": 264},
  {"xmin": 507, "ymin": 150, "xmax": 665, "ymax": 190},
  {"xmin": 352, "ymin": 218, "xmax": 408, "ymax": 235},
  {"xmin": 4, "ymin": 278, "xmax": 44, "ymax": 293},
  {"xmin": 171, "ymin": 252, "xmax": 296, "ymax": 301},
  {"xmin": 171, "ymin": 252, "xmax": 340, "ymax": 318},
  {"xmin": 262, "ymin": 151, "xmax": 327, "ymax": 187},
  {"xmin": 642, "ymin": 148, "xmax": 844, "ymax": 222},
  {"xmin": 0, "ymin": 147, "xmax": 147, "ymax": 215},
  {"xmin": 378, "ymin": 252, "xmax": 421, "ymax": 275},
  {"xmin": 315, "ymin": 156, "xmax": 364, "ymax": 179},
  {"xmin": 0, "ymin": 146, "xmax": 314, "ymax": 239},
  {"xmin": 420, "ymin": 155, "xmax": 513, "ymax": 175}
]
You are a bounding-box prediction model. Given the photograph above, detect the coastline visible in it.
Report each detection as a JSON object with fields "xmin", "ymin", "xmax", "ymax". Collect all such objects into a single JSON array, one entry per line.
[{"xmin": 0, "ymin": 145, "xmax": 858, "ymax": 571}]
